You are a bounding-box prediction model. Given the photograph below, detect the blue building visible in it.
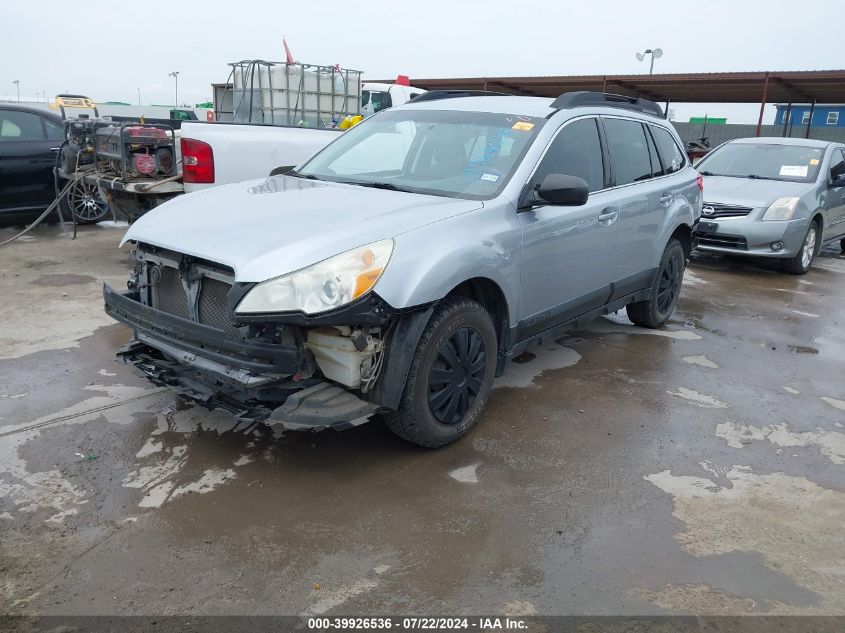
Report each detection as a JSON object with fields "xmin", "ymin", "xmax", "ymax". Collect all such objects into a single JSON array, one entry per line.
[{"xmin": 774, "ymin": 104, "xmax": 845, "ymax": 128}]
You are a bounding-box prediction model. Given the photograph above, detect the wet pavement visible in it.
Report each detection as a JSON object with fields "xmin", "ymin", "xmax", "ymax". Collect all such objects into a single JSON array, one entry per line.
[{"xmin": 1, "ymin": 223, "xmax": 844, "ymax": 616}]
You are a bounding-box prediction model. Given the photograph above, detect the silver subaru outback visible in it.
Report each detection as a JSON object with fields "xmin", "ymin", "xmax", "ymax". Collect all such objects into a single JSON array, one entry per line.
[{"xmin": 104, "ymin": 91, "xmax": 702, "ymax": 447}]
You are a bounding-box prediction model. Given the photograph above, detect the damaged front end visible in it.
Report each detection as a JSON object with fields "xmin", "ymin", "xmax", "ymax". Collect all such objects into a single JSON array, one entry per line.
[{"xmin": 104, "ymin": 245, "xmax": 429, "ymax": 431}]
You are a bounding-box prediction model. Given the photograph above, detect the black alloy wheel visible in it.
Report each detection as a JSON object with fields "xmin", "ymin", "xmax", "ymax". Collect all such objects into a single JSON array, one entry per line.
[{"xmin": 427, "ymin": 326, "xmax": 487, "ymax": 425}]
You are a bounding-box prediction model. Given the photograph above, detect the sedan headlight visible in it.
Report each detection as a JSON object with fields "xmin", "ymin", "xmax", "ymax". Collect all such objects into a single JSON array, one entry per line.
[
  {"xmin": 235, "ymin": 239, "xmax": 393, "ymax": 314},
  {"xmin": 762, "ymin": 197, "xmax": 800, "ymax": 221}
]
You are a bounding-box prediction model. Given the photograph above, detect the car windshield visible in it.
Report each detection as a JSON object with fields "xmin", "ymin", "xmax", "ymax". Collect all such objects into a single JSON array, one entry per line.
[
  {"xmin": 295, "ymin": 108, "xmax": 546, "ymax": 200},
  {"xmin": 696, "ymin": 142, "xmax": 824, "ymax": 183}
]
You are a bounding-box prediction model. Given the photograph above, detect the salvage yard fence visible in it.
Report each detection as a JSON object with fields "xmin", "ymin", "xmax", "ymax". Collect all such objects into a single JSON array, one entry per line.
[{"xmin": 672, "ymin": 122, "xmax": 845, "ymax": 147}]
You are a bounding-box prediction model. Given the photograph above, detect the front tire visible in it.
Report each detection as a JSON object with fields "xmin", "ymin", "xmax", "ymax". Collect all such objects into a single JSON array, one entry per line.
[
  {"xmin": 782, "ymin": 221, "xmax": 819, "ymax": 275},
  {"xmin": 626, "ymin": 238, "xmax": 686, "ymax": 328},
  {"xmin": 383, "ymin": 297, "xmax": 497, "ymax": 448}
]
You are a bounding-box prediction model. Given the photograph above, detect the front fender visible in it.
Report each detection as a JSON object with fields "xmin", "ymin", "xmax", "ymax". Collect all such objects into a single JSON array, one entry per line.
[{"xmin": 375, "ymin": 204, "xmax": 522, "ymax": 324}]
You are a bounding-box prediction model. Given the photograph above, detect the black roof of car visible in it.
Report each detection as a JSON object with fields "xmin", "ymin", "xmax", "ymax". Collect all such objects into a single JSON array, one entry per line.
[{"xmin": 0, "ymin": 103, "xmax": 64, "ymax": 122}]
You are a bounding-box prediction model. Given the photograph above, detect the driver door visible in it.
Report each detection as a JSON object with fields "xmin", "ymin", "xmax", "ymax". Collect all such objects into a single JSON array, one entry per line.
[{"xmin": 517, "ymin": 117, "xmax": 620, "ymax": 340}]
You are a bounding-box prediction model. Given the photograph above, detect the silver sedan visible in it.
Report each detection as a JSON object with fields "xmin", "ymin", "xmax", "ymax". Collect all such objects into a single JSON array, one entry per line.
[{"xmin": 695, "ymin": 137, "xmax": 845, "ymax": 274}]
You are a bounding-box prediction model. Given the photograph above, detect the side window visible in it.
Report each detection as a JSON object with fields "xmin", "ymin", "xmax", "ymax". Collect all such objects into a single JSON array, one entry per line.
[
  {"xmin": 650, "ymin": 125, "xmax": 686, "ymax": 175},
  {"xmin": 644, "ymin": 124, "xmax": 662, "ymax": 177},
  {"xmin": 533, "ymin": 118, "xmax": 605, "ymax": 193},
  {"xmin": 0, "ymin": 110, "xmax": 46, "ymax": 141},
  {"xmin": 44, "ymin": 117, "xmax": 65, "ymax": 141},
  {"xmin": 830, "ymin": 149, "xmax": 845, "ymax": 181},
  {"xmin": 370, "ymin": 91, "xmax": 393, "ymax": 113},
  {"xmin": 603, "ymin": 118, "xmax": 653, "ymax": 185}
]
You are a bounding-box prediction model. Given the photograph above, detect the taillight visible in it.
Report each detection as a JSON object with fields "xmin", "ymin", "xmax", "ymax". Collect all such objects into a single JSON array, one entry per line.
[
  {"xmin": 696, "ymin": 173, "xmax": 704, "ymax": 192},
  {"xmin": 181, "ymin": 138, "xmax": 214, "ymax": 184}
]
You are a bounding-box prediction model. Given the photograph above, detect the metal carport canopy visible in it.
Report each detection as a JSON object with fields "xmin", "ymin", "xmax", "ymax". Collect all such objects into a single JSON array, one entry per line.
[{"xmin": 376, "ymin": 70, "xmax": 845, "ymax": 104}]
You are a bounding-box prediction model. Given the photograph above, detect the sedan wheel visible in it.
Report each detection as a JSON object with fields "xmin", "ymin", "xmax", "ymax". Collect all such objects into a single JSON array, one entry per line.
[
  {"xmin": 801, "ymin": 225, "xmax": 816, "ymax": 270},
  {"xmin": 782, "ymin": 221, "xmax": 819, "ymax": 275}
]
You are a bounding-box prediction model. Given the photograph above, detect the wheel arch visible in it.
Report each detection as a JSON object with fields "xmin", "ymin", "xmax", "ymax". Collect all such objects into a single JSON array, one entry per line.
[
  {"xmin": 446, "ymin": 277, "xmax": 511, "ymax": 355},
  {"xmin": 670, "ymin": 222, "xmax": 693, "ymax": 260}
]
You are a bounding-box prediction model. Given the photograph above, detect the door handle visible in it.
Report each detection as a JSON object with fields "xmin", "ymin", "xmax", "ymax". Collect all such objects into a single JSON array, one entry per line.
[
  {"xmin": 598, "ymin": 208, "xmax": 618, "ymax": 225},
  {"xmin": 50, "ymin": 147, "xmax": 61, "ymax": 152},
  {"xmin": 659, "ymin": 192, "xmax": 673, "ymax": 207}
]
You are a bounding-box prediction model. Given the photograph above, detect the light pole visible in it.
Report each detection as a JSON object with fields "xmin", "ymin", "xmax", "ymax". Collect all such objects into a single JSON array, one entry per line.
[
  {"xmin": 168, "ymin": 71, "xmax": 179, "ymax": 108},
  {"xmin": 12, "ymin": 80, "xmax": 20, "ymax": 101},
  {"xmin": 636, "ymin": 48, "xmax": 663, "ymax": 74}
]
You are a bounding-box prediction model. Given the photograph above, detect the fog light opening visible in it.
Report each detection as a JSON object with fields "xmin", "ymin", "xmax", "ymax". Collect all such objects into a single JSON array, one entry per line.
[{"xmin": 771, "ymin": 241, "xmax": 784, "ymax": 252}]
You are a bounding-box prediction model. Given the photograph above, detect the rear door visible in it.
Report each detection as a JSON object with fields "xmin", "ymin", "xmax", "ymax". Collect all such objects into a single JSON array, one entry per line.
[
  {"xmin": 602, "ymin": 117, "xmax": 678, "ymax": 294},
  {"xmin": 517, "ymin": 116, "xmax": 618, "ymax": 338},
  {"xmin": 0, "ymin": 109, "xmax": 62, "ymax": 212}
]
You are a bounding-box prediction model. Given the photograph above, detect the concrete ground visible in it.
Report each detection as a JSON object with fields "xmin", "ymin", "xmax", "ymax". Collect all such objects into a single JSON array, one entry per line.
[{"xmin": 1, "ymin": 223, "xmax": 844, "ymax": 617}]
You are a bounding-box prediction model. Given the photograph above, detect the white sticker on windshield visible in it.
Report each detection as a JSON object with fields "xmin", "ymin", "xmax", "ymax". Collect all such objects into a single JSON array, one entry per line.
[
  {"xmin": 780, "ymin": 165, "xmax": 808, "ymax": 177},
  {"xmin": 480, "ymin": 173, "xmax": 500, "ymax": 182}
]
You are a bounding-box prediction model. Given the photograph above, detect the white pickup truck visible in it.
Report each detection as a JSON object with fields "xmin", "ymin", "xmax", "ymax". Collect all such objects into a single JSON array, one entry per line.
[
  {"xmin": 180, "ymin": 83, "xmax": 426, "ymax": 193},
  {"xmin": 179, "ymin": 122, "xmax": 341, "ymax": 193}
]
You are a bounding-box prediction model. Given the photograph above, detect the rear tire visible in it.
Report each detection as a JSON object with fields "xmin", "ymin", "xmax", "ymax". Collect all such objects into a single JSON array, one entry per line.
[
  {"xmin": 626, "ymin": 238, "xmax": 686, "ymax": 328},
  {"xmin": 839, "ymin": 237, "xmax": 845, "ymax": 253},
  {"xmin": 782, "ymin": 220, "xmax": 819, "ymax": 275},
  {"xmin": 382, "ymin": 297, "xmax": 497, "ymax": 448}
]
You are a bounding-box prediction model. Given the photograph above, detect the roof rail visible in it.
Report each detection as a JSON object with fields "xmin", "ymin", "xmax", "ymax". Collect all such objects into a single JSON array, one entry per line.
[
  {"xmin": 549, "ymin": 91, "xmax": 664, "ymax": 118},
  {"xmin": 409, "ymin": 90, "xmax": 509, "ymax": 103}
]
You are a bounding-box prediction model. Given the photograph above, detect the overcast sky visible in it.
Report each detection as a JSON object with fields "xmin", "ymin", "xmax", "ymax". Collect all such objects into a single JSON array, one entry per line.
[{"xmin": 1, "ymin": 0, "xmax": 840, "ymax": 123}]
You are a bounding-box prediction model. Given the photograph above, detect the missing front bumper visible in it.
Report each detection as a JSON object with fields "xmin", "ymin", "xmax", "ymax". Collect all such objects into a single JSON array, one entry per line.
[{"xmin": 117, "ymin": 339, "xmax": 377, "ymax": 430}]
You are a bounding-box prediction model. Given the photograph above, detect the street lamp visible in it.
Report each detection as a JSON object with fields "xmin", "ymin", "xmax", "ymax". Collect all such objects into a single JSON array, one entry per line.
[
  {"xmin": 168, "ymin": 71, "xmax": 179, "ymax": 108},
  {"xmin": 636, "ymin": 48, "xmax": 663, "ymax": 74},
  {"xmin": 12, "ymin": 80, "xmax": 20, "ymax": 101}
]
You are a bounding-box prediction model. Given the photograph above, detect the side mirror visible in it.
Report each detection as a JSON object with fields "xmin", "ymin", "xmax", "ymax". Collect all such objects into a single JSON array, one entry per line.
[
  {"xmin": 269, "ymin": 165, "xmax": 296, "ymax": 176},
  {"xmin": 534, "ymin": 174, "xmax": 590, "ymax": 206},
  {"xmin": 830, "ymin": 174, "xmax": 845, "ymax": 188}
]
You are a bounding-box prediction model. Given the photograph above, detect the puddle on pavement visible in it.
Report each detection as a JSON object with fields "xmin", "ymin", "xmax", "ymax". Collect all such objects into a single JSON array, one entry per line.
[
  {"xmin": 589, "ymin": 312, "xmax": 704, "ymax": 340},
  {"xmin": 493, "ymin": 342, "xmax": 581, "ymax": 389}
]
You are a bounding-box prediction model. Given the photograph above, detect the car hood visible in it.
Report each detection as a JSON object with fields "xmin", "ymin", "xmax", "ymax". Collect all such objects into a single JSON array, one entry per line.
[
  {"xmin": 122, "ymin": 175, "xmax": 482, "ymax": 282},
  {"xmin": 702, "ymin": 176, "xmax": 809, "ymax": 208}
]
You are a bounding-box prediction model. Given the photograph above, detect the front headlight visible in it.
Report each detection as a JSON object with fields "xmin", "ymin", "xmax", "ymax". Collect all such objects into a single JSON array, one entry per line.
[
  {"xmin": 235, "ymin": 239, "xmax": 393, "ymax": 314},
  {"xmin": 762, "ymin": 197, "xmax": 800, "ymax": 221}
]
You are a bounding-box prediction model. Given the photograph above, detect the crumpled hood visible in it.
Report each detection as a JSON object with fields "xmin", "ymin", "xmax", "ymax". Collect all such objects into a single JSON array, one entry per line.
[
  {"xmin": 122, "ymin": 175, "xmax": 481, "ymax": 282},
  {"xmin": 702, "ymin": 176, "xmax": 809, "ymax": 208}
]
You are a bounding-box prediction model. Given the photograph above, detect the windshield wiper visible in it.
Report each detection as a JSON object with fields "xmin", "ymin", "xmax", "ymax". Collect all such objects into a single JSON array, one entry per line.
[
  {"xmin": 698, "ymin": 171, "xmax": 721, "ymax": 176},
  {"xmin": 287, "ymin": 170, "xmax": 321, "ymax": 180},
  {"xmin": 340, "ymin": 181, "xmax": 417, "ymax": 193},
  {"xmin": 743, "ymin": 174, "xmax": 786, "ymax": 182}
]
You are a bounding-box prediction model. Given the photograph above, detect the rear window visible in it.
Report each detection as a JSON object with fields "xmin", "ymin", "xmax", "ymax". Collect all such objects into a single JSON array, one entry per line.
[
  {"xmin": 0, "ymin": 110, "xmax": 45, "ymax": 140},
  {"xmin": 650, "ymin": 125, "xmax": 686, "ymax": 174}
]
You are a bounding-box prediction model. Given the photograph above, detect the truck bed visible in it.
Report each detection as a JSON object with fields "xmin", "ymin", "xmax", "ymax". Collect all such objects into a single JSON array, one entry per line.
[{"xmin": 179, "ymin": 121, "xmax": 342, "ymax": 193}]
